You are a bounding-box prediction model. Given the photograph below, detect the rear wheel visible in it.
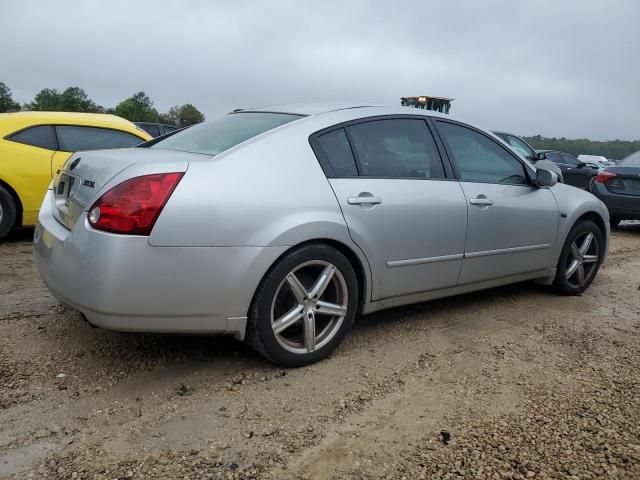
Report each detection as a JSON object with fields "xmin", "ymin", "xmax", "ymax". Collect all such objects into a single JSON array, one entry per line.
[
  {"xmin": 247, "ymin": 244, "xmax": 358, "ymax": 367},
  {"xmin": 0, "ymin": 186, "xmax": 17, "ymax": 240},
  {"xmin": 553, "ymin": 220, "xmax": 604, "ymax": 295}
]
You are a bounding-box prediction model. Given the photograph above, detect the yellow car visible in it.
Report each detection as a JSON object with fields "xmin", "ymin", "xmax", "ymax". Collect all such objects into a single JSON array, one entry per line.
[{"xmin": 0, "ymin": 112, "xmax": 151, "ymax": 239}]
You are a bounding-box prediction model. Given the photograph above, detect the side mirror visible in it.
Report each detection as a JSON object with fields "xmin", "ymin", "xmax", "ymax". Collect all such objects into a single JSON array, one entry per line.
[
  {"xmin": 536, "ymin": 152, "xmax": 547, "ymax": 160},
  {"xmin": 536, "ymin": 168, "xmax": 558, "ymax": 188},
  {"xmin": 576, "ymin": 162, "xmax": 586, "ymax": 169}
]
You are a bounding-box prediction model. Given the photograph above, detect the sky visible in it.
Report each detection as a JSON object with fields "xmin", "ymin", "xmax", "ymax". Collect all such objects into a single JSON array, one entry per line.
[{"xmin": 1, "ymin": 0, "xmax": 638, "ymax": 140}]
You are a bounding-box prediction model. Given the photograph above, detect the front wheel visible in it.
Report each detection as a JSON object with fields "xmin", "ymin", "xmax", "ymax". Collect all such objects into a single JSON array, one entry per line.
[
  {"xmin": 247, "ymin": 244, "xmax": 358, "ymax": 367},
  {"xmin": 553, "ymin": 220, "xmax": 604, "ymax": 295}
]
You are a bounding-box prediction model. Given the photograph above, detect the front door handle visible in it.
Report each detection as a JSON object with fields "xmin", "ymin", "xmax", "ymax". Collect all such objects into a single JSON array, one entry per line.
[
  {"xmin": 469, "ymin": 196, "xmax": 493, "ymax": 206},
  {"xmin": 347, "ymin": 194, "xmax": 382, "ymax": 205}
]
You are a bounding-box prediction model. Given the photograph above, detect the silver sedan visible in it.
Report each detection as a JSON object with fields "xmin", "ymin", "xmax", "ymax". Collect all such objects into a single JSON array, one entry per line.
[{"xmin": 34, "ymin": 104, "xmax": 610, "ymax": 366}]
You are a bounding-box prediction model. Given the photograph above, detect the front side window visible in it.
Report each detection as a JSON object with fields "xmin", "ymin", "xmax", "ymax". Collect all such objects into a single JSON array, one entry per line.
[
  {"xmin": 436, "ymin": 121, "xmax": 527, "ymax": 185},
  {"xmin": 56, "ymin": 126, "xmax": 144, "ymax": 151},
  {"xmin": 8, "ymin": 125, "xmax": 58, "ymax": 150},
  {"xmin": 314, "ymin": 128, "xmax": 358, "ymax": 176},
  {"xmin": 347, "ymin": 119, "xmax": 445, "ymax": 178},
  {"xmin": 152, "ymin": 112, "xmax": 303, "ymax": 156},
  {"xmin": 506, "ymin": 135, "xmax": 535, "ymax": 159},
  {"xmin": 544, "ymin": 152, "xmax": 562, "ymax": 163}
]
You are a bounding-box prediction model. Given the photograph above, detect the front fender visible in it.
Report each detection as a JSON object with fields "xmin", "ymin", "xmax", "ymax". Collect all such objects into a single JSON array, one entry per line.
[{"xmin": 550, "ymin": 184, "xmax": 610, "ymax": 264}]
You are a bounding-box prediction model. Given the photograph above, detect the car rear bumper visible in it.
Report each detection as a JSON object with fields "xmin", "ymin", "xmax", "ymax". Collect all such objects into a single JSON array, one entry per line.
[
  {"xmin": 33, "ymin": 190, "xmax": 287, "ymax": 338},
  {"xmin": 591, "ymin": 183, "xmax": 640, "ymax": 219}
]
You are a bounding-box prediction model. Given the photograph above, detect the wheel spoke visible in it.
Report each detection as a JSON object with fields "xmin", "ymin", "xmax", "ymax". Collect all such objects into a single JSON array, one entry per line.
[
  {"xmin": 583, "ymin": 254, "xmax": 598, "ymax": 264},
  {"xmin": 272, "ymin": 304, "xmax": 304, "ymax": 334},
  {"xmin": 570, "ymin": 243, "xmax": 581, "ymax": 261},
  {"xmin": 579, "ymin": 233, "xmax": 594, "ymax": 255},
  {"xmin": 315, "ymin": 300, "xmax": 347, "ymax": 317},
  {"xmin": 308, "ymin": 264, "xmax": 336, "ymax": 299},
  {"xmin": 286, "ymin": 273, "xmax": 308, "ymax": 303},
  {"xmin": 566, "ymin": 259, "xmax": 579, "ymax": 279},
  {"xmin": 303, "ymin": 310, "xmax": 316, "ymax": 353},
  {"xmin": 577, "ymin": 263, "xmax": 585, "ymax": 287}
]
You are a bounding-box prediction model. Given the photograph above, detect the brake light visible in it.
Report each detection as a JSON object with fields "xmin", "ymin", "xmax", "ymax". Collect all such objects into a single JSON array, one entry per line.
[
  {"xmin": 595, "ymin": 171, "xmax": 617, "ymax": 184},
  {"xmin": 87, "ymin": 172, "xmax": 184, "ymax": 235}
]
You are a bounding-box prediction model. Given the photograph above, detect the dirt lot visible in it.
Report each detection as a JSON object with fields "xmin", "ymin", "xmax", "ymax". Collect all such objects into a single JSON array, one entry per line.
[{"xmin": 1, "ymin": 224, "xmax": 639, "ymax": 480}]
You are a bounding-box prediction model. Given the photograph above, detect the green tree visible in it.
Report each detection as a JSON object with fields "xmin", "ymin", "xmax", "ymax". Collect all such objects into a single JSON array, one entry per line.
[
  {"xmin": 114, "ymin": 91, "xmax": 159, "ymax": 122},
  {"xmin": 24, "ymin": 86, "xmax": 102, "ymax": 112},
  {"xmin": 59, "ymin": 87, "xmax": 102, "ymax": 112},
  {"xmin": 0, "ymin": 82, "xmax": 21, "ymax": 112},
  {"xmin": 25, "ymin": 88, "xmax": 63, "ymax": 111},
  {"xmin": 159, "ymin": 104, "xmax": 205, "ymax": 127}
]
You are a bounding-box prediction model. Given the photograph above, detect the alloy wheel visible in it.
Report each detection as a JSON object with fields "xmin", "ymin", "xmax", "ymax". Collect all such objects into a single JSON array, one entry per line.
[
  {"xmin": 565, "ymin": 231, "xmax": 599, "ymax": 289},
  {"xmin": 270, "ymin": 260, "xmax": 348, "ymax": 354}
]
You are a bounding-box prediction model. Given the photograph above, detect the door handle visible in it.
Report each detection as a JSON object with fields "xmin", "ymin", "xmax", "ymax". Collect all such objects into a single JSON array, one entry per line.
[
  {"xmin": 347, "ymin": 194, "xmax": 382, "ymax": 205},
  {"xmin": 469, "ymin": 196, "xmax": 493, "ymax": 206}
]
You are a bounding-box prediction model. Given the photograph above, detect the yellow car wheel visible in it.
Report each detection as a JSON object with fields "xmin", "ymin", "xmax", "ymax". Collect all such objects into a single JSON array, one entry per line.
[{"xmin": 0, "ymin": 185, "xmax": 17, "ymax": 239}]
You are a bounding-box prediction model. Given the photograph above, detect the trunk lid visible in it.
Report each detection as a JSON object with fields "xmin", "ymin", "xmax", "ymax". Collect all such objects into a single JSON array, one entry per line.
[
  {"xmin": 51, "ymin": 148, "xmax": 204, "ymax": 229},
  {"xmin": 603, "ymin": 166, "xmax": 640, "ymax": 195}
]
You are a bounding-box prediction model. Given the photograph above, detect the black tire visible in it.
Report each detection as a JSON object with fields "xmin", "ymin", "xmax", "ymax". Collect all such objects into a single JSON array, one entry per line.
[
  {"xmin": 247, "ymin": 244, "xmax": 358, "ymax": 367},
  {"xmin": 552, "ymin": 220, "xmax": 604, "ymax": 295},
  {"xmin": 0, "ymin": 186, "xmax": 18, "ymax": 240},
  {"xmin": 609, "ymin": 216, "xmax": 621, "ymax": 229}
]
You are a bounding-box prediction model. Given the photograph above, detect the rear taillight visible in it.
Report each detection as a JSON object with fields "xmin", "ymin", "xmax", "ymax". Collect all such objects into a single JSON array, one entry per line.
[
  {"xmin": 595, "ymin": 171, "xmax": 617, "ymax": 184},
  {"xmin": 87, "ymin": 172, "xmax": 184, "ymax": 235}
]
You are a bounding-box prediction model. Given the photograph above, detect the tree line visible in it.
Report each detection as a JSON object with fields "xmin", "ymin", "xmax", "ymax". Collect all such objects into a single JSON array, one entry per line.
[
  {"xmin": 0, "ymin": 82, "xmax": 204, "ymax": 127},
  {"xmin": 524, "ymin": 135, "xmax": 639, "ymax": 161}
]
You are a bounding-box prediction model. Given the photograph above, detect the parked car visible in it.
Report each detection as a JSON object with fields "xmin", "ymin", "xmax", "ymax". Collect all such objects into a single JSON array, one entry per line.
[
  {"xmin": 578, "ymin": 154, "xmax": 612, "ymax": 169},
  {"xmin": 34, "ymin": 104, "xmax": 610, "ymax": 367},
  {"xmin": 134, "ymin": 122, "xmax": 179, "ymax": 137},
  {"xmin": 0, "ymin": 112, "xmax": 151, "ymax": 239},
  {"xmin": 492, "ymin": 131, "xmax": 564, "ymax": 182},
  {"xmin": 589, "ymin": 150, "xmax": 640, "ymax": 227},
  {"xmin": 537, "ymin": 150, "xmax": 600, "ymax": 189}
]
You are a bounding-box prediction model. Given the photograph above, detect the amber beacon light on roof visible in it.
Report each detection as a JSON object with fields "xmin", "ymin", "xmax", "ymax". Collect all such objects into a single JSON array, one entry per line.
[{"xmin": 400, "ymin": 95, "xmax": 454, "ymax": 114}]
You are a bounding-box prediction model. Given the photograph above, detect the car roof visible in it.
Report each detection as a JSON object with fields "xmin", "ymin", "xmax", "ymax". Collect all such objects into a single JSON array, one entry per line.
[
  {"xmin": 0, "ymin": 111, "xmax": 150, "ymax": 139},
  {"xmin": 238, "ymin": 102, "xmax": 399, "ymax": 116}
]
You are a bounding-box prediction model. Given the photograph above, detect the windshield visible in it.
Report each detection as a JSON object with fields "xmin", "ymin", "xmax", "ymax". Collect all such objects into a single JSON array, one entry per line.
[
  {"xmin": 151, "ymin": 112, "xmax": 304, "ymax": 156},
  {"xmin": 620, "ymin": 150, "xmax": 640, "ymax": 167}
]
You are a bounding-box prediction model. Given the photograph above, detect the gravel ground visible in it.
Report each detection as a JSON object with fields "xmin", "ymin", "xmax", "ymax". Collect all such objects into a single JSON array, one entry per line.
[{"xmin": 0, "ymin": 223, "xmax": 639, "ymax": 479}]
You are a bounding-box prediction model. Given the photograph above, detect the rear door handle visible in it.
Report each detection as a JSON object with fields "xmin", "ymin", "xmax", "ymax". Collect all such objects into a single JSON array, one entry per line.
[
  {"xmin": 347, "ymin": 195, "xmax": 382, "ymax": 205},
  {"xmin": 469, "ymin": 196, "xmax": 493, "ymax": 206}
]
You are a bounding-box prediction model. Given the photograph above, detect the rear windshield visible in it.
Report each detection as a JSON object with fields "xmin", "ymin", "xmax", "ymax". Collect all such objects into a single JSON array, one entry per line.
[
  {"xmin": 620, "ymin": 150, "xmax": 640, "ymax": 167},
  {"xmin": 150, "ymin": 112, "xmax": 303, "ymax": 156}
]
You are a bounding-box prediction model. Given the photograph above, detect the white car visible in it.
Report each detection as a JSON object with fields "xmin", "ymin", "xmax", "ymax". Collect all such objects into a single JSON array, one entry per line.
[{"xmin": 578, "ymin": 154, "xmax": 612, "ymax": 169}]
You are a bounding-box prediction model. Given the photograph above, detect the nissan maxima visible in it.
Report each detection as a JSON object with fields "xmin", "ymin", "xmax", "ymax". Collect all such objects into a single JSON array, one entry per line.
[{"xmin": 34, "ymin": 104, "xmax": 610, "ymax": 366}]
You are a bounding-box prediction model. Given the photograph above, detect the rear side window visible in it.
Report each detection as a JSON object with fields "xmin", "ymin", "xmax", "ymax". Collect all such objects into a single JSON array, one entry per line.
[
  {"xmin": 162, "ymin": 126, "xmax": 178, "ymax": 134},
  {"xmin": 56, "ymin": 126, "xmax": 143, "ymax": 151},
  {"xmin": 347, "ymin": 119, "xmax": 445, "ymax": 178},
  {"xmin": 151, "ymin": 112, "xmax": 303, "ymax": 156},
  {"xmin": 561, "ymin": 153, "xmax": 580, "ymax": 165},
  {"xmin": 314, "ymin": 128, "xmax": 358, "ymax": 176},
  {"xmin": 436, "ymin": 121, "xmax": 526, "ymax": 184},
  {"xmin": 142, "ymin": 124, "xmax": 160, "ymax": 137},
  {"xmin": 8, "ymin": 125, "xmax": 57, "ymax": 150}
]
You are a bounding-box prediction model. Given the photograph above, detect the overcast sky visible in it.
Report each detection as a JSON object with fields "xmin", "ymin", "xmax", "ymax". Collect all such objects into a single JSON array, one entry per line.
[{"xmin": 2, "ymin": 0, "xmax": 638, "ymax": 140}]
